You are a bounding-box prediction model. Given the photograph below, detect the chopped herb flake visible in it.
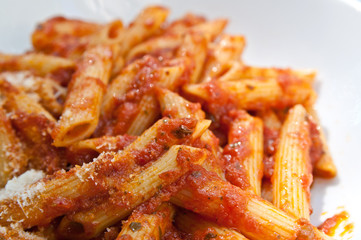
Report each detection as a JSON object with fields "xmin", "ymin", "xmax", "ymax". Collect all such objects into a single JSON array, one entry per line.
[{"xmin": 129, "ymin": 222, "xmax": 142, "ymax": 232}]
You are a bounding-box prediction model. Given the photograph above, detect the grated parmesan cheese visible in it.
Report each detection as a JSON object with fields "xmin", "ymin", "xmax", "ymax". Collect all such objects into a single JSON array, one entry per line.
[
  {"xmin": 0, "ymin": 223, "xmax": 47, "ymax": 240},
  {"xmin": 0, "ymin": 169, "xmax": 45, "ymax": 201}
]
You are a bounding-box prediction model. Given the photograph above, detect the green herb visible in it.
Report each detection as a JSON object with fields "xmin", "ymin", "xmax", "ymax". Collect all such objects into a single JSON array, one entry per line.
[
  {"xmin": 191, "ymin": 171, "xmax": 202, "ymax": 178},
  {"xmin": 129, "ymin": 222, "xmax": 142, "ymax": 232},
  {"xmin": 172, "ymin": 125, "xmax": 193, "ymax": 139},
  {"xmin": 159, "ymin": 226, "xmax": 163, "ymax": 239},
  {"xmin": 204, "ymin": 233, "xmax": 217, "ymax": 239}
]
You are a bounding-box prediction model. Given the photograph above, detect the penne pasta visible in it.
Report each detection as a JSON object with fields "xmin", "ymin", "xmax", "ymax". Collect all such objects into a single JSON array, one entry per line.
[
  {"xmin": 32, "ymin": 16, "xmax": 101, "ymax": 59},
  {"xmin": 58, "ymin": 145, "xmax": 207, "ymax": 239},
  {"xmin": 0, "ymin": 7, "xmax": 342, "ymax": 240},
  {"xmin": 116, "ymin": 203, "xmax": 175, "ymax": 240},
  {"xmin": 307, "ymin": 107, "xmax": 337, "ymax": 178},
  {"xmin": 126, "ymin": 16, "xmax": 226, "ymax": 66},
  {"xmin": 184, "ymin": 77, "xmax": 316, "ymax": 120},
  {"xmin": 126, "ymin": 65, "xmax": 185, "ymax": 136},
  {"xmin": 222, "ymin": 110, "xmax": 263, "ymax": 195},
  {"xmin": 108, "ymin": 6, "xmax": 169, "ymax": 77},
  {"xmin": 0, "ymin": 118, "xmax": 208, "ymax": 229},
  {"xmin": 190, "ymin": 19, "xmax": 228, "ymax": 42},
  {"xmin": 126, "ymin": 35, "xmax": 182, "ymax": 63},
  {"xmin": 65, "ymin": 134, "xmax": 136, "ymax": 166},
  {"xmin": 166, "ymin": 13, "xmax": 206, "ymax": 35},
  {"xmin": 258, "ymin": 109, "xmax": 282, "ymax": 179},
  {"xmin": 0, "ymin": 52, "xmax": 76, "ymax": 86},
  {"xmin": 0, "ymin": 79, "xmax": 64, "ymax": 174},
  {"xmin": 126, "ymin": 93, "xmax": 160, "ymax": 136},
  {"xmin": 172, "ymin": 167, "xmax": 331, "ymax": 240},
  {"xmin": 0, "ymin": 78, "xmax": 56, "ymax": 122},
  {"xmin": 175, "ymin": 209, "xmax": 248, "ymax": 240},
  {"xmin": 0, "ymin": 107, "xmax": 28, "ymax": 187},
  {"xmin": 99, "ymin": 58, "xmax": 185, "ymax": 136},
  {"xmin": 52, "ymin": 45, "xmax": 112, "ymax": 146},
  {"xmin": 272, "ymin": 104, "xmax": 312, "ymax": 219},
  {"xmin": 0, "ymin": 71, "xmax": 66, "ymax": 117},
  {"xmin": 0, "ymin": 224, "xmax": 47, "ymax": 240},
  {"xmin": 200, "ymin": 34, "xmax": 246, "ymax": 82},
  {"xmin": 113, "ymin": 6, "xmax": 169, "ymax": 57},
  {"xmin": 219, "ymin": 64, "xmax": 316, "ymax": 84},
  {"xmin": 157, "ymin": 88, "xmax": 224, "ymax": 178},
  {"xmin": 176, "ymin": 33, "xmax": 207, "ymax": 84},
  {"xmin": 157, "ymin": 87, "xmax": 205, "ymax": 120},
  {"xmin": 101, "ymin": 57, "xmax": 143, "ymax": 117}
]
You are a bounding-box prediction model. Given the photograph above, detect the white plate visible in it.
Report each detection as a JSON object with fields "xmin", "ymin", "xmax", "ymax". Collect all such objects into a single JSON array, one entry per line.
[{"xmin": 1, "ymin": 0, "xmax": 361, "ymax": 238}]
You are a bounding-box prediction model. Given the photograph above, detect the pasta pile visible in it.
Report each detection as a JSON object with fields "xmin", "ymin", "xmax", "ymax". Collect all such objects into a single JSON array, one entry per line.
[{"xmin": 0, "ymin": 6, "xmax": 341, "ymax": 240}]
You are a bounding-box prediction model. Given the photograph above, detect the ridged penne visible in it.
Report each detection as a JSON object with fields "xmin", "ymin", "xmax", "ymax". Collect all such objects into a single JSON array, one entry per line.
[
  {"xmin": 126, "ymin": 65, "xmax": 185, "ymax": 136},
  {"xmin": 116, "ymin": 203, "xmax": 175, "ymax": 240},
  {"xmin": 166, "ymin": 13, "xmax": 206, "ymax": 35},
  {"xmin": 126, "ymin": 93, "xmax": 160, "ymax": 136},
  {"xmin": 0, "ymin": 71, "xmax": 66, "ymax": 117},
  {"xmin": 258, "ymin": 109, "xmax": 282, "ymax": 179},
  {"xmin": 157, "ymin": 88, "xmax": 224, "ymax": 178},
  {"xmin": 200, "ymin": 34, "xmax": 246, "ymax": 82},
  {"xmin": 157, "ymin": 88, "xmax": 205, "ymax": 120},
  {"xmin": 219, "ymin": 64, "xmax": 316, "ymax": 84},
  {"xmin": 58, "ymin": 145, "xmax": 207, "ymax": 239},
  {"xmin": 176, "ymin": 33, "xmax": 207, "ymax": 84},
  {"xmin": 0, "ymin": 7, "xmax": 341, "ymax": 240},
  {"xmin": 171, "ymin": 167, "xmax": 331, "ymax": 240},
  {"xmin": 126, "ymin": 34, "xmax": 182, "ymax": 63},
  {"xmin": 99, "ymin": 60, "xmax": 185, "ymax": 136},
  {"xmin": 0, "ymin": 224, "xmax": 47, "ymax": 240},
  {"xmin": 31, "ymin": 16, "xmax": 101, "ymax": 59},
  {"xmin": 175, "ymin": 209, "xmax": 248, "ymax": 240},
  {"xmin": 0, "ymin": 79, "xmax": 63, "ymax": 174},
  {"xmin": 0, "ymin": 78, "xmax": 55, "ymax": 121},
  {"xmin": 184, "ymin": 78, "xmax": 316, "ymax": 115},
  {"xmin": 190, "ymin": 19, "xmax": 228, "ymax": 42},
  {"xmin": 307, "ymin": 107, "xmax": 337, "ymax": 178},
  {"xmin": 272, "ymin": 104, "xmax": 312, "ymax": 219},
  {"xmin": 52, "ymin": 45, "xmax": 112, "ymax": 146},
  {"xmin": 223, "ymin": 111, "xmax": 263, "ymax": 195},
  {"xmin": 66, "ymin": 134, "xmax": 136, "ymax": 165},
  {"xmin": 68, "ymin": 135, "xmax": 136, "ymax": 154},
  {"xmin": 101, "ymin": 58, "xmax": 142, "ymax": 117},
  {"xmin": 114, "ymin": 6, "xmax": 169, "ymax": 56},
  {"xmin": 0, "ymin": 52, "xmax": 76, "ymax": 85},
  {"xmin": 0, "ymin": 108, "xmax": 28, "ymax": 187},
  {"xmin": 109, "ymin": 6, "xmax": 169, "ymax": 76},
  {"xmin": 0, "ymin": 118, "xmax": 208, "ymax": 229}
]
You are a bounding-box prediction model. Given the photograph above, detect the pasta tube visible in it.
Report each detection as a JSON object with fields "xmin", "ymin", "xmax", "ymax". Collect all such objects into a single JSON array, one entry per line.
[
  {"xmin": 116, "ymin": 203, "xmax": 175, "ymax": 240},
  {"xmin": 272, "ymin": 104, "xmax": 312, "ymax": 219},
  {"xmin": 58, "ymin": 145, "xmax": 206, "ymax": 239},
  {"xmin": 0, "ymin": 118, "xmax": 208, "ymax": 228},
  {"xmin": 175, "ymin": 209, "xmax": 248, "ymax": 240},
  {"xmin": 223, "ymin": 111, "xmax": 263, "ymax": 195},
  {"xmin": 52, "ymin": 45, "xmax": 112, "ymax": 146}
]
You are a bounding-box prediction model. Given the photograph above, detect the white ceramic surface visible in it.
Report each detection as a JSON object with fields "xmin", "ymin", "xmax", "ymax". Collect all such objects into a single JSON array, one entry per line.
[{"xmin": 1, "ymin": 0, "xmax": 360, "ymax": 238}]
